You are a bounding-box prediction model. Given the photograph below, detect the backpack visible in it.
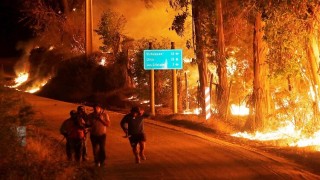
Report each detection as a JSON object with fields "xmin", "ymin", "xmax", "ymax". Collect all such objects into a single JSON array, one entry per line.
[{"xmin": 69, "ymin": 126, "xmax": 85, "ymax": 139}]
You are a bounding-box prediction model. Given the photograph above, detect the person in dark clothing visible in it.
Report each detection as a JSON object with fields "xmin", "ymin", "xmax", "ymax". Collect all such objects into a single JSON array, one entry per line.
[
  {"xmin": 87, "ymin": 104, "xmax": 110, "ymax": 167},
  {"xmin": 77, "ymin": 106, "xmax": 89, "ymax": 161},
  {"xmin": 60, "ymin": 110, "xmax": 86, "ymax": 162},
  {"xmin": 120, "ymin": 106, "xmax": 148, "ymax": 164}
]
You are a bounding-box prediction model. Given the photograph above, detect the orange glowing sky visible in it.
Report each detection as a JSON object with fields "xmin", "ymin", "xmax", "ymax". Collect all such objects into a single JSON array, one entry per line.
[{"xmin": 92, "ymin": 0, "xmax": 193, "ymax": 57}]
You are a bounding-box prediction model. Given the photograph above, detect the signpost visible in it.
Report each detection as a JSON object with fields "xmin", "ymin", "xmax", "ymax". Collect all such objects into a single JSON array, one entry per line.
[
  {"xmin": 144, "ymin": 49, "xmax": 183, "ymax": 70},
  {"xmin": 144, "ymin": 46, "xmax": 183, "ymax": 114}
]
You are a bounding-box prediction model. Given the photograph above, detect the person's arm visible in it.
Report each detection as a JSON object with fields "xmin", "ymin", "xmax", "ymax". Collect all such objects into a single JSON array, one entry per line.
[
  {"xmin": 140, "ymin": 110, "xmax": 150, "ymax": 118},
  {"xmin": 120, "ymin": 115, "xmax": 129, "ymax": 134},
  {"xmin": 104, "ymin": 113, "xmax": 111, "ymax": 127}
]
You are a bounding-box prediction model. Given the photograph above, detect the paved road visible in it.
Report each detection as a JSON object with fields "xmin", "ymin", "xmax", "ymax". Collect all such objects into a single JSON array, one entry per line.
[{"xmin": 23, "ymin": 93, "xmax": 320, "ymax": 179}]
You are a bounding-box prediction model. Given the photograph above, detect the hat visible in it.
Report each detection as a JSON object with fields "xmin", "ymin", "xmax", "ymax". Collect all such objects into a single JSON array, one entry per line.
[{"xmin": 77, "ymin": 106, "xmax": 85, "ymax": 111}]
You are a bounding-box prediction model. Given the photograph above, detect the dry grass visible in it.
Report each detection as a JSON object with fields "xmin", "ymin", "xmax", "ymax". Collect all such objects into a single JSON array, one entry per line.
[{"xmin": 0, "ymin": 87, "xmax": 68, "ymax": 179}]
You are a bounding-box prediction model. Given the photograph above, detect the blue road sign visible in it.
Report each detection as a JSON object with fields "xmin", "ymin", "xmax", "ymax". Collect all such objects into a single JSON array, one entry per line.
[{"xmin": 144, "ymin": 49, "xmax": 183, "ymax": 70}]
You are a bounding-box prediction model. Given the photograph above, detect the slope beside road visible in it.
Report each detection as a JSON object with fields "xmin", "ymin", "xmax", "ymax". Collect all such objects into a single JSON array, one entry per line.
[{"xmin": 21, "ymin": 93, "xmax": 320, "ymax": 179}]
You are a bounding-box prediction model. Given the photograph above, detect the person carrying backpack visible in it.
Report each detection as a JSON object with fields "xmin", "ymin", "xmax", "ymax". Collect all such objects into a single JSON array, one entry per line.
[
  {"xmin": 120, "ymin": 106, "xmax": 149, "ymax": 164},
  {"xmin": 87, "ymin": 104, "xmax": 110, "ymax": 167},
  {"xmin": 60, "ymin": 110, "xmax": 86, "ymax": 162}
]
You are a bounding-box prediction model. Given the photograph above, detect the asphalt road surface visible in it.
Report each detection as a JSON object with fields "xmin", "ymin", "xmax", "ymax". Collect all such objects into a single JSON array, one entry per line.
[{"xmin": 23, "ymin": 93, "xmax": 320, "ymax": 180}]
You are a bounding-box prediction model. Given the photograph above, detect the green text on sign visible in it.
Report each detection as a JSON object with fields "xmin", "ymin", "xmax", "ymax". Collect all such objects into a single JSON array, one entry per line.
[{"xmin": 144, "ymin": 49, "xmax": 183, "ymax": 70}]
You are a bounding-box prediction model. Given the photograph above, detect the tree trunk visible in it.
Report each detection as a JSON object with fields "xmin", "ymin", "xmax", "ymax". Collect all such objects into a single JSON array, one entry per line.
[
  {"xmin": 252, "ymin": 11, "xmax": 269, "ymax": 131},
  {"xmin": 193, "ymin": 0, "xmax": 208, "ymax": 116},
  {"xmin": 113, "ymin": 33, "xmax": 121, "ymax": 57},
  {"xmin": 215, "ymin": 0, "xmax": 229, "ymax": 119},
  {"xmin": 123, "ymin": 49, "xmax": 133, "ymax": 88},
  {"xmin": 307, "ymin": 19, "xmax": 320, "ymax": 117},
  {"xmin": 60, "ymin": 0, "xmax": 70, "ymax": 14}
]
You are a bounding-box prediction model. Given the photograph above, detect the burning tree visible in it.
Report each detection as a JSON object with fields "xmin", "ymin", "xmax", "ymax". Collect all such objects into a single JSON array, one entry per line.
[
  {"xmin": 95, "ymin": 9, "xmax": 127, "ymax": 57},
  {"xmin": 232, "ymin": 1, "xmax": 320, "ymax": 148}
]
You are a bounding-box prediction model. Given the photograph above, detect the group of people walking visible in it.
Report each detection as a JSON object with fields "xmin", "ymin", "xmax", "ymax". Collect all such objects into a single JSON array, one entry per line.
[{"xmin": 60, "ymin": 104, "xmax": 147, "ymax": 166}]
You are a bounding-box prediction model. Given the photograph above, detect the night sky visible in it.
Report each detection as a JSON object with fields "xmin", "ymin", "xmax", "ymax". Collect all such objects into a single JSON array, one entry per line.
[{"xmin": 0, "ymin": 0, "xmax": 32, "ymax": 58}]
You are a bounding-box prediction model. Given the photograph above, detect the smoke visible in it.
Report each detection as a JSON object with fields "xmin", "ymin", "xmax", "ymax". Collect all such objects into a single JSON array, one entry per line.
[
  {"xmin": 14, "ymin": 41, "xmax": 34, "ymax": 75},
  {"xmin": 93, "ymin": 0, "xmax": 193, "ymax": 58}
]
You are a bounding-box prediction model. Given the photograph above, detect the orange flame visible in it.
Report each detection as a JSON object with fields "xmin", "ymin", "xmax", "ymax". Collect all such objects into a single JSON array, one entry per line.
[
  {"xmin": 232, "ymin": 120, "xmax": 320, "ymax": 150},
  {"xmin": 230, "ymin": 104, "xmax": 250, "ymax": 116},
  {"xmin": 232, "ymin": 121, "xmax": 299, "ymax": 141},
  {"xmin": 6, "ymin": 72, "xmax": 49, "ymax": 94},
  {"xmin": 10, "ymin": 73, "xmax": 29, "ymax": 88},
  {"xmin": 25, "ymin": 79, "xmax": 49, "ymax": 93}
]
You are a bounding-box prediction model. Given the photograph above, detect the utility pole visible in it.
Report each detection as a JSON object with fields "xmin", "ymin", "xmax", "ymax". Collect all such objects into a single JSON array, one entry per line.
[{"xmin": 85, "ymin": 0, "xmax": 93, "ymax": 57}]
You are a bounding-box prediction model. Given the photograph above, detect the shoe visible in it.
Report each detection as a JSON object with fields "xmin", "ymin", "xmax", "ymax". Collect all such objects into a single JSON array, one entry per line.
[
  {"xmin": 140, "ymin": 154, "xmax": 146, "ymax": 160},
  {"xmin": 135, "ymin": 157, "xmax": 140, "ymax": 164},
  {"xmin": 82, "ymin": 156, "xmax": 89, "ymax": 161}
]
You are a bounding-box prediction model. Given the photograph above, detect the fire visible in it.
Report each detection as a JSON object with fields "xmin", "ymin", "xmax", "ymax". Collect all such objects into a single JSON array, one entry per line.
[
  {"xmin": 232, "ymin": 121, "xmax": 299, "ymax": 141},
  {"xmin": 11, "ymin": 73, "xmax": 29, "ymax": 88},
  {"xmin": 6, "ymin": 71, "xmax": 50, "ymax": 94},
  {"xmin": 230, "ymin": 104, "xmax": 250, "ymax": 116},
  {"xmin": 289, "ymin": 130, "xmax": 320, "ymax": 147},
  {"xmin": 99, "ymin": 57, "xmax": 107, "ymax": 66},
  {"xmin": 25, "ymin": 79, "xmax": 49, "ymax": 93},
  {"xmin": 183, "ymin": 108, "xmax": 201, "ymax": 115},
  {"xmin": 232, "ymin": 120, "xmax": 320, "ymax": 150}
]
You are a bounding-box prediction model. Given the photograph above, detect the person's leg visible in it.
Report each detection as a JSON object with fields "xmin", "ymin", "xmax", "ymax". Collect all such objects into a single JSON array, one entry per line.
[
  {"xmin": 74, "ymin": 139, "xmax": 83, "ymax": 162},
  {"xmin": 90, "ymin": 135, "xmax": 100, "ymax": 166},
  {"xmin": 132, "ymin": 145, "xmax": 140, "ymax": 163},
  {"xmin": 139, "ymin": 141, "xmax": 146, "ymax": 160},
  {"xmin": 66, "ymin": 138, "xmax": 72, "ymax": 161},
  {"xmin": 69, "ymin": 139, "xmax": 78, "ymax": 161},
  {"xmin": 99, "ymin": 134, "xmax": 107, "ymax": 166},
  {"xmin": 129, "ymin": 136, "xmax": 140, "ymax": 163},
  {"xmin": 82, "ymin": 137, "xmax": 88, "ymax": 161}
]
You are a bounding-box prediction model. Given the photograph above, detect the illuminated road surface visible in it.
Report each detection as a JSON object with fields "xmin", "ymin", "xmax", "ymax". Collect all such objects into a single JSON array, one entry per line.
[{"xmin": 24, "ymin": 93, "xmax": 319, "ymax": 179}]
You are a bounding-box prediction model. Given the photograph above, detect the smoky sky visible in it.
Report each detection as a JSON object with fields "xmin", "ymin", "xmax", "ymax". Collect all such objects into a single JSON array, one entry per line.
[
  {"xmin": 93, "ymin": 0, "xmax": 192, "ymax": 56},
  {"xmin": 0, "ymin": 0, "xmax": 192, "ymax": 58}
]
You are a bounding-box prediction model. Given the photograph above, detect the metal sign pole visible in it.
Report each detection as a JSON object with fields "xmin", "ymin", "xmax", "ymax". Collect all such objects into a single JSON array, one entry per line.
[
  {"xmin": 143, "ymin": 44, "xmax": 183, "ymax": 115},
  {"xmin": 149, "ymin": 42, "xmax": 155, "ymax": 116},
  {"xmin": 171, "ymin": 42, "xmax": 178, "ymax": 114}
]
